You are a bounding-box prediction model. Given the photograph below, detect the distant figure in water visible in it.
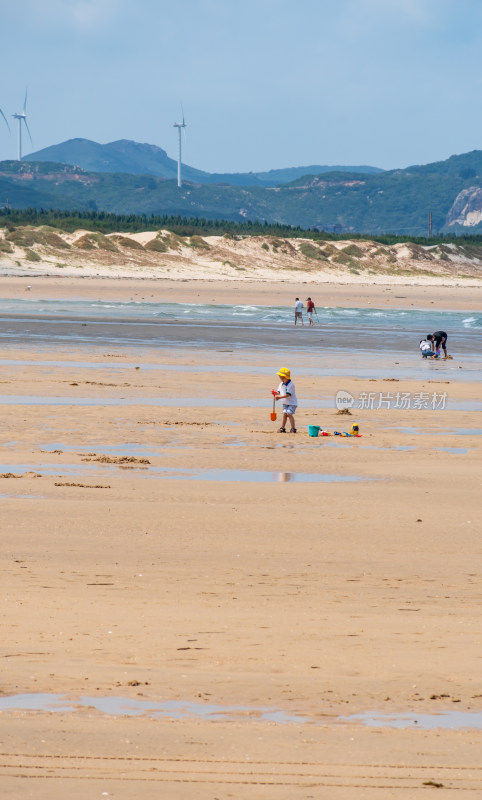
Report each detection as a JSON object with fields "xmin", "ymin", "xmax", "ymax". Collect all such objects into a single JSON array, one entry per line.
[
  {"xmin": 306, "ymin": 297, "xmax": 316, "ymax": 326},
  {"xmin": 294, "ymin": 298, "xmax": 304, "ymax": 326},
  {"xmin": 428, "ymin": 331, "xmax": 450, "ymax": 358}
]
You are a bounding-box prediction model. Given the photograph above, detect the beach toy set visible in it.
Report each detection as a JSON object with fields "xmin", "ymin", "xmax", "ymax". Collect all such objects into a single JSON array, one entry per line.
[{"xmin": 309, "ymin": 424, "xmax": 362, "ymax": 438}]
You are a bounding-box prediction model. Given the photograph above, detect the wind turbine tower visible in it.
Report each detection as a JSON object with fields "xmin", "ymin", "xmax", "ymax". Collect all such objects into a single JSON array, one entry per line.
[
  {"xmin": 173, "ymin": 110, "xmax": 186, "ymax": 188},
  {"xmin": 12, "ymin": 90, "xmax": 33, "ymax": 161}
]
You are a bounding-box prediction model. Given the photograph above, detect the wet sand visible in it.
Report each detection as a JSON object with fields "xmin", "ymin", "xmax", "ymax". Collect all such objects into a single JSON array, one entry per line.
[
  {"xmin": 1, "ymin": 313, "xmax": 480, "ymax": 358},
  {"xmin": 0, "ymin": 282, "xmax": 481, "ymax": 798}
]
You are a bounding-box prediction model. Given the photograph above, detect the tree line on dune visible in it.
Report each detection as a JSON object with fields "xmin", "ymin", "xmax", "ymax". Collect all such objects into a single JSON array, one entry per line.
[{"xmin": 1, "ymin": 207, "xmax": 482, "ymax": 247}]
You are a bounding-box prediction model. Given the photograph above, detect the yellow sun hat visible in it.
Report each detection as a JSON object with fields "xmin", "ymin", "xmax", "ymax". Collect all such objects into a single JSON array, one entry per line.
[{"xmin": 277, "ymin": 367, "xmax": 291, "ymax": 379}]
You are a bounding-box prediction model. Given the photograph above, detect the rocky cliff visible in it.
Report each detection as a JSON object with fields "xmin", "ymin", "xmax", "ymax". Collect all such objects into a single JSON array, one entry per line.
[{"xmin": 446, "ymin": 186, "xmax": 482, "ymax": 228}]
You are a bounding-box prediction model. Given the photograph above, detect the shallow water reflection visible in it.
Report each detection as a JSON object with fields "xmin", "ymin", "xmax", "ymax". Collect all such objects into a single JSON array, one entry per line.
[
  {"xmin": 342, "ymin": 710, "xmax": 482, "ymax": 730},
  {"xmin": 1, "ymin": 693, "xmax": 481, "ymax": 729},
  {"xmin": 435, "ymin": 446, "xmax": 469, "ymax": 454},
  {"xmin": 0, "ymin": 693, "xmax": 307, "ymax": 723},
  {"xmin": 0, "ymin": 463, "xmax": 370, "ymax": 483}
]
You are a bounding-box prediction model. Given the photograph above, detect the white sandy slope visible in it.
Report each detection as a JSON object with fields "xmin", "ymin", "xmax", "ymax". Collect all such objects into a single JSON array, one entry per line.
[{"xmin": 1, "ymin": 227, "xmax": 482, "ymax": 286}]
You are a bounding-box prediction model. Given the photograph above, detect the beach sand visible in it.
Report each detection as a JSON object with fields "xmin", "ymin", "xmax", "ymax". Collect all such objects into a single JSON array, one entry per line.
[
  {"xmin": 2, "ymin": 274, "xmax": 482, "ymax": 310},
  {"xmin": 0, "ymin": 278, "xmax": 481, "ymax": 798}
]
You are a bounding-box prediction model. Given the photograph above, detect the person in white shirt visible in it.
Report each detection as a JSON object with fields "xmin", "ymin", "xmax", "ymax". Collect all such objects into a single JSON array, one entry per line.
[
  {"xmin": 294, "ymin": 298, "xmax": 304, "ymax": 326},
  {"xmin": 419, "ymin": 339, "xmax": 437, "ymax": 358},
  {"xmin": 273, "ymin": 367, "xmax": 298, "ymax": 433}
]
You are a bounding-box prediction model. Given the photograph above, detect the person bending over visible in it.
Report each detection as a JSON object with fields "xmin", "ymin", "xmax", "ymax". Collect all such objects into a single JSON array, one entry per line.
[{"xmin": 428, "ymin": 331, "xmax": 449, "ymax": 358}]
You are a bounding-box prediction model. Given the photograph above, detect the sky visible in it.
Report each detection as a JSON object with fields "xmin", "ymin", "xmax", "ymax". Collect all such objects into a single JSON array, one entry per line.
[{"xmin": 1, "ymin": 0, "xmax": 482, "ymax": 173}]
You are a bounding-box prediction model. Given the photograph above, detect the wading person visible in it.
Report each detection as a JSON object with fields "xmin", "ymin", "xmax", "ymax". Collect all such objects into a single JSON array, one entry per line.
[
  {"xmin": 306, "ymin": 296, "xmax": 316, "ymax": 326},
  {"xmin": 294, "ymin": 298, "xmax": 304, "ymax": 326}
]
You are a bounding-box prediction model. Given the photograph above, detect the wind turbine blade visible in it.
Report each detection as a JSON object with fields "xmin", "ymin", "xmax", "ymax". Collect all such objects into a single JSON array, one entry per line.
[
  {"xmin": 0, "ymin": 107, "xmax": 10, "ymax": 133},
  {"xmin": 181, "ymin": 104, "xmax": 185, "ymax": 126},
  {"xmin": 23, "ymin": 118, "xmax": 33, "ymax": 147},
  {"xmin": 23, "ymin": 88, "xmax": 28, "ymax": 114}
]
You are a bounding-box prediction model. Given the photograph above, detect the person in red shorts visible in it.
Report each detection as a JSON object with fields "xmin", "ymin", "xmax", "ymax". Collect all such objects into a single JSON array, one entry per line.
[{"xmin": 306, "ymin": 297, "xmax": 316, "ymax": 326}]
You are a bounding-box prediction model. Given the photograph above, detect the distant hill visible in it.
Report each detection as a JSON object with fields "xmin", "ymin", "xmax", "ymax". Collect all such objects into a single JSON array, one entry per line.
[
  {"xmin": 201, "ymin": 164, "xmax": 383, "ymax": 186},
  {"xmin": 23, "ymin": 139, "xmax": 210, "ymax": 184},
  {"xmin": 250, "ymin": 164, "xmax": 383, "ymax": 182},
  {"xmin": 24, "ymin": 138, "xmax": 383, "ymax": 186},
  {"xmin": 3, "ymin": 150, "xmax": 482, "ymax": 235}
]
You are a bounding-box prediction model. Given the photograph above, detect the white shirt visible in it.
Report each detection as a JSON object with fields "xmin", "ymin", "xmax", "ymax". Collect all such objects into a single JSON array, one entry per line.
[
  {"xmin": 295, "ymin": 300, "xmax": 303, "ymax": 313},
  {"xmin": 278, "ymin": 380, "xmax": 298, "ymax": 406},
  {"xmin": 420, "ymin": 340, "xmax": 431, "ymax": 351}
]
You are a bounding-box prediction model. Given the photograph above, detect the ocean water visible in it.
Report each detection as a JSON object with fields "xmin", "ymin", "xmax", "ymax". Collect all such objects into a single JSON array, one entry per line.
[{"xmin": 1, "ymin": 297, "xmax": 481, "ymax": 332}]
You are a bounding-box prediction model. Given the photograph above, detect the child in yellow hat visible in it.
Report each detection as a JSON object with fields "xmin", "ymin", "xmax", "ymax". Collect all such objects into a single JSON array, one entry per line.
[{"xmin": 273, "ymin": 368, "xmax": 298, "ymax": 433}]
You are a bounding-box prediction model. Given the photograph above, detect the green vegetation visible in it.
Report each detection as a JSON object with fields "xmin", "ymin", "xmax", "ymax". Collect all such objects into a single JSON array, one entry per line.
[
  {"xmin": 341, "ymin": 243, "xmax": 364, "ymax": 257},
  {"xmin": 144, "ymin": 235, "xmax": 168, "ymax": 252},
  {"xmin": 2, "ymin": 207, "xmax": 482, "ymax": 250},
  {"xmin": 24, "ymin": 248, "xmax": 41, "ymax": 261},
  {"xmin": 299, "ymin": 242, "xmax": 326, "ymax": 260},
  {"xmin": 1, "ymin": 149, "xmax": 482, "ymax": 236},
  {"xmin": 24, "ymin": 138, "xmax": 382, "ymax": 185},
  {"xmin": 5, "ymin": 226, "xmax": 70, "ymax": 249},
  {"xmin": 162, "ymin": 232, "xmax": 183, "ymax": 251},
  {"xmin": 332, "ymin": 251, "xmax": 356, "ymax": 267},
  {"xmin": 73, "ymin": 234, "xmax": 95, "ymax": 250},
  {"xmin": 72, "ymin": 232, "xmax": 117, "ymax": 251},
  {"xmin": 112, "ymin": 235, "xmax": 144, "ymax": 250},
  {"xmin": 189, "ymin": 235, "xmax": 210, "ymax": 250},
  {"xmin": 6, "ymin": 227, "xmax": 39, "ymax": 247}
]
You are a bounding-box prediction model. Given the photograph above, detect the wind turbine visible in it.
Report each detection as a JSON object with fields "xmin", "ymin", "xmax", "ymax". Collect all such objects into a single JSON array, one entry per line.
[
  {"xmin": 173, "ymin": 108, "xmax": 186, "ymax": 188},
  {"xmin": 12, "ymin": 89, "xmax": 33, "ymax": 161},
  {"xmin": 0, "ymin": 106, "xmax": 10, "ymax": 135}
]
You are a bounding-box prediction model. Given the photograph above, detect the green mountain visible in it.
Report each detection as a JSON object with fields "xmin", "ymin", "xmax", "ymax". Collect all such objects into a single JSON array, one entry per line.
[
  {"xmin": 2, "ymin": 150, "xmax": 482, "ymax": 235},
  {"xmin": 24, "ymin": 138, "xmax": 383, "ymax": 186},
  {"xmin": 23, "ymin": 139, "xmax": 209, "ymax": 183}
]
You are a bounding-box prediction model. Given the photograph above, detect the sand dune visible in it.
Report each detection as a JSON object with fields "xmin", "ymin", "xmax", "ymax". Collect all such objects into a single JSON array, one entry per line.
[{"xmin": 2, "ymin": 225, "xmax": 482, "ymax": 285}]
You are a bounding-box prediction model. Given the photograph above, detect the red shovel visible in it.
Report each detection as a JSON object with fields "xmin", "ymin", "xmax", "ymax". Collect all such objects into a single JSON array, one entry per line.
[{"xmin": 270, "ymin": 391, "xmax": 277, "ymax": 422}]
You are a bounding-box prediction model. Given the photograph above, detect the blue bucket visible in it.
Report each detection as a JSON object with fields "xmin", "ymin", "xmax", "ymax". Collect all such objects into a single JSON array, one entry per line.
[{"xmin": 308, "ymin": 425, "xmax": 320, "ymax": 437}]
